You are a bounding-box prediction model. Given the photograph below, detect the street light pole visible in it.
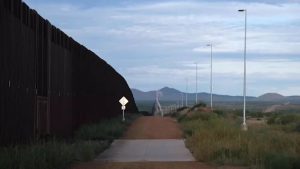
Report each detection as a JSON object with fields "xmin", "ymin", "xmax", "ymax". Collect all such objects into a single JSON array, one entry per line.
[
  {"xmin": 181, "ymin": 92, "xmax": 184, "ymax": 107},
  {"xmin": 207, "ymin": 44, "xmax": 213, "ymax": 111},
  {"xmin": 238, "ymin": 9, "xmax": 248, "ymax": 131},
  {"xmin": 195, "ymin": 63, "xmax": 198, "ymax": 104},
  {"xmin": 186, "ymin": 78, "xmax": 188, "ymax": 107}
]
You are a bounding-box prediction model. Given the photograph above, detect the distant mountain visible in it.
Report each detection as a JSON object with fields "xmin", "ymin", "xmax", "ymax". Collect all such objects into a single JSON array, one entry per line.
[
  {"xmin": 286, "ymin": 96, "xmax": 300, "ymax": 102},
  {"xmin": 131, "ymin": 87, "xmax": 256, "ymax": 102},
  {"xmin": 131, "ymin": 87, "xmax": 181, "ymax": 101},
  {"xmin": 258, "ymin": 93, "xmax": 285, "ymax": 101},
  {"xmin": 131, "ymin": 88, "xmax": 156, "ymax": 101},
  {"xmin": 131, "ymin": 87, "xmax": 300, "ymax": 103},
  {"xmin": 160, "ymin": 87, "xmax": 181, "ymax": 95}
]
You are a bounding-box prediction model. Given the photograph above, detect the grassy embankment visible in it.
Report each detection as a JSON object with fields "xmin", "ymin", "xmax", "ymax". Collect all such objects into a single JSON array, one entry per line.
[
  {"xmin": 176, "ymin": 103, "xmax": 300, "ymax": 169},
  {"xmin": 0, "ymin": 114, "xmax": 139, "ymax": 169}
]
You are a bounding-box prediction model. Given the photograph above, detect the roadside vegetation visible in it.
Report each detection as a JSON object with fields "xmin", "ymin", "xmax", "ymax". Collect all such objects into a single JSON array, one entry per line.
[
  {"xmin": 0, "ymin": 114, "xmax": 139, "ymax": 169},
  {"xmin": 176, "ymin": 103, "xmax": 300, "ymax": 169}
]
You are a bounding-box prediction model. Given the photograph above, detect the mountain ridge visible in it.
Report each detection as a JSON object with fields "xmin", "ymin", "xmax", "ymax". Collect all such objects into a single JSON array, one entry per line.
[
  {"xmin": 131, "ymin": 87, "xmax": 300, "ymax": 103},
  {"xmin": 258, "ymin": 93, "xmax": 285, "ymax": 101}
]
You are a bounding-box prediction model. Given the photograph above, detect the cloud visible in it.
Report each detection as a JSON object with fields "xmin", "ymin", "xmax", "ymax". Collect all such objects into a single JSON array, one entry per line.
[
  {"xmin": 123, "ymin": 58, "xmax": 300, "ymax": 95},
  {"xmin": 24, "ymin": 1, "xmax": 300, "ymax": 54},
  {"xmin": 22, "ymin": 0, "xmax": 300, "ymax": 96},
  {"xmin": 24, "ymin": 0, "xmax": 300, "ymax": 54}
]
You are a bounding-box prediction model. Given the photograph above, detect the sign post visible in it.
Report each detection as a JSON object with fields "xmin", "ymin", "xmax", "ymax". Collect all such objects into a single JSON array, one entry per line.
[{"xmin": 119, "ymin": 96, "xmax": 129, "ymax": 121}]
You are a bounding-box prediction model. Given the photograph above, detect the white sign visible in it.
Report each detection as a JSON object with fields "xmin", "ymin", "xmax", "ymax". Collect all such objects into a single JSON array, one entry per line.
[
  {"xmin": 119, "ymin": 96, "xmax": 129, "ymax": 106},
  {"xmin": 119, "ymin": 96, "xmax": 128, "ymax": 121}
]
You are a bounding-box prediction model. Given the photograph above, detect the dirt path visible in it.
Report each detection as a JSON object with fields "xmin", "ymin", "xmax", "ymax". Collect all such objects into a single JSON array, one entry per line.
[
  {"xmin": 122, "ymin": 116, "xmax": 182, "ymax": 139},
  {"xmin": 72, "ymin": 116, "xmax": 247, "ymax": 169}
]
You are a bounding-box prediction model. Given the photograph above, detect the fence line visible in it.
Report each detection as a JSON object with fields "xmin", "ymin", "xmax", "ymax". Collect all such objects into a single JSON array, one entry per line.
[{"xmin": 0, "ymin": 0, "xmax": 137, "ymax": 145}]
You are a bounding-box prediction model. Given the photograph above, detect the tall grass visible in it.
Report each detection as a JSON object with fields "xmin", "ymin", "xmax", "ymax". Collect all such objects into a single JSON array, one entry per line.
[
  {"xmin": 74, "ymin": 118, "xmax": 126, "ymax": 141},
  {"xmin": 0, "ymin": 114, "xmax": 139, "ymax": 169},
  {"xmin": 0, "ymin": 140, "xmax": 109, "ymax": 169},
  {"xmin": 180, "ymin": 111, "xmax": 300, "ymax": 169},
  {"xmin": 74, "ymin": 114, "xmax": 139, "ymax": 141},
  {"xmin": 267, "ymin": 113, "xmax": 300, "ymax": 132}
]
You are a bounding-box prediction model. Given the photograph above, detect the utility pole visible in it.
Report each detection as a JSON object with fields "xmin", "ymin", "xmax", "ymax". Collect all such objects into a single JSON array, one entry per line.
[
  {"xmin": 207, "ymin": 44, "xmax": 213, "ymax": 111},
  {"xmin": 186, "ymin": 78, "xmax": 188, "ymax": 107},
  {"xmin": 181, "ymin": 92, "xmax": 184, "ymax": 107}
]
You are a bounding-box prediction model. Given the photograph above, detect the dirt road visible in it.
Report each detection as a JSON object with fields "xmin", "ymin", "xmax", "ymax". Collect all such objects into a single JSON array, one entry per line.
[
  {"xmin": 72, "ymin": 116, "xmax": 247, "ymax": 169},
  {"xmin": 122, "ymin": 116, "xmax": 182, "ymax": 139}
]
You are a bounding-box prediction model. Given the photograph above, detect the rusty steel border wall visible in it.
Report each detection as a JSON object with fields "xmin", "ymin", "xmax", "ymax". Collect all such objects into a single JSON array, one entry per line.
[{"xmin": 0, "ymin": 0, "xmax": 138, "ymax": 145}]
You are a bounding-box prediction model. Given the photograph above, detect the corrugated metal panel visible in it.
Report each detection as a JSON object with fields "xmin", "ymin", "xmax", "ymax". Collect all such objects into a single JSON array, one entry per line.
[{"xmin": 0, "ymin": 0, "xmax": 36, "ymax": 144}]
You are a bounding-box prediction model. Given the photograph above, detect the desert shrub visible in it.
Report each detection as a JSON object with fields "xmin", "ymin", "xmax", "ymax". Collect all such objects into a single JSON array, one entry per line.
[
  {"xmin": 295, "ymin": 123, "xmax": 300, "ymax": 133},
  {"xmin": 269, "ymin": 113, "xmax": 300, "ymax": 125},
  {"xmin": 186, "ymin": 111, "xmax": 218, "ymax": 122},
  {"xmin": 267, "ymin": 114, "xmax": 300, "ymax": 133},
  {"xmin": 183, "ymin": 118, "xmax": 246, "ymax": 163},
  {"xmin": 177, "ymin": 106, "xmax": 188, "ymax": 112},
  {"xmin": 267, "ymin": 113, "xmax": 278, "ymax": 124},
  {"xmin": 230, "ymin": 109, "xmax": 244, "ymax": 117},
  {"xmin": 214, "ymin": 109, "xmax": 226, "ymax": 117},
  {"xmin": 279, "ymin": 114, "xmax": 300, "ymax": 125},
  {"xmin": 177, "ymin": 113, "xmax": 188, "ymax": 123},
  {"xmin": 190, "ymin": 102, "xmax": 207, "ymax": 111},
  {"xmin": 249, "ymin": 111, "xmax": 264, "ymax": 118},
  {"xmin": 181, "ymin": 111, "xmax": 300, "ymax": 168}
]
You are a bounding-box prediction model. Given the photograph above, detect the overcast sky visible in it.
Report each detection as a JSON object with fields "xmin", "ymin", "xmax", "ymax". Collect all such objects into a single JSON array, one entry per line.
[{"xmin": 23, "ymin": 0, "xmax": 300, "ymax": 96}]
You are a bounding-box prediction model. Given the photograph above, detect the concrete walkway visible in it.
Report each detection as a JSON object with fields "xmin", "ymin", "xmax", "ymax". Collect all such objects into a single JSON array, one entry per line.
[
  {"xmin": 96, "ymin": 139, "xmax": 195, "ymax": 162},
  {"xmin": 73, "ymin": 117, "xmax": 247, "ymax": 169}
]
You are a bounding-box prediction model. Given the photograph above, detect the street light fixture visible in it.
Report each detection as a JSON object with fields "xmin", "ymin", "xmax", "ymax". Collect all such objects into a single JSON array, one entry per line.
[
  {"xmin": 238, "ymin": 9, "xmax": 248, "ymax": 131},
  {"xmin": 206, "ymin": 44, "xmax": 213, "ymax": 111}
]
